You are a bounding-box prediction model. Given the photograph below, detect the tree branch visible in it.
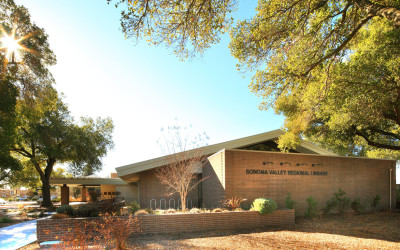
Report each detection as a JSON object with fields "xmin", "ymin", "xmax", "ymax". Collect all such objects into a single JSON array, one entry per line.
[
  {"xmin": 303, "ymin": 14, "xmax": 373, "ymax": 76},
  {"xmin": 355, "ymin": 129, "xmax": 400, "ymax": 150}
]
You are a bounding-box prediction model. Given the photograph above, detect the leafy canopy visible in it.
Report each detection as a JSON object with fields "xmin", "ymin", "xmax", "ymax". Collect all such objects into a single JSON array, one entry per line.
[
  {"xmin": 10, "ymin": 85, "xmax": 114, "ymax": 206},
  {"xmin": 110, "ymin": 0, "xmax": 237, "ymax": 58},
  {"xmin": 0, "ymin": 0, "xmax": 56, "ymax": 181},
  {"xmin": 113, "ymin": 0, "xmax": 400, "ymax": 156},
  {"xmin": 230, "ymin": 1, "xmax": 400, "ymax": 155}
]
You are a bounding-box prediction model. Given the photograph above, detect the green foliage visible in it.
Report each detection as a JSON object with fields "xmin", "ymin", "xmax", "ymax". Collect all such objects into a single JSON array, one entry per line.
[
  {"xmin": 371, "ymin": 194, "xmax": 381, "ymax": 211},
  {"xmin": 305, "ymin": 196, "xmax": 318, "ymax": 217},
  {"xmin": 0, "ymin": 217, "xmax": 13, "ymax": 223},
  {"xmin": 143, "ymin": 207, "xmax": 153, "ymax": 214},
  {"xmin": 229, "ymin": 1, "xmax": 400, "ymax": 155},
  {"xmin": 72, "ymin": 187, "xmax": 81, "ymax": 199},
  {"xmin": 8, "ymin": 85, "xmax": 114, "ymax": 207},
  {"xmin": 285, "ymin": 193, "xmax": 296, "ymax": 209},
  {"xmin": 111, "ymin": 0, "xmax": 400, "ymax": 155},
  {"xmin": 56, "ymin": 205, "xmax": 74, "ymax": 216},
  {"xmin": 31, "ymin": 197, "xmax": 38, "ymax": 201},
  {"xmin": 251, "ymin": 198, "xmax": 277, "ymax": 215},
  {"xmin": 111, "ymin": 0, "xmax": 237, "ymax": 58},
  {"xmin": 88, "ymin": 189, "xmax": 101, "ymax": 203},
  {"xmin": 75, "ymin": 205, "xmax": 99, "ymax": 218},
  {"xmin": 128, "ymin": 201, "xmax": 140, "ymax": 214},
  {"xmin": 351, "ymin": 199, "xmax": 365, "ymax": 214},
  {"xmin": 0, "ymin": 0, "xmax": 56, "ymax": 180},
  {"xmin": 0, "ymin": 79, "xmax": 20, "ymax": 181},
  {"xmin": 334, "ymin": 188, "xmax": 350, "ymax": 214},
  {"xmin": 322, "ymin": 198, "xmax": 337, "ymax": 216}
]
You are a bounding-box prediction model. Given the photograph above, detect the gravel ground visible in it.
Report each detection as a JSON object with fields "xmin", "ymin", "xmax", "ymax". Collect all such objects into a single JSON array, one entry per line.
[{"xmin": 20, "ymin": 211, "xmax": 400, "ymax": 249}]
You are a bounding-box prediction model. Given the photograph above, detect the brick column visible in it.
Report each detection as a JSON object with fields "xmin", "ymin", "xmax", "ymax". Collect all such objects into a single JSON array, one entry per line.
[
  {"xmin": 81, "ymin": 186, "xmax": 87, "ymax": 202},
  {"xmin": 61, "ymin": 184, "xmax": 70, "ymax": 205}
]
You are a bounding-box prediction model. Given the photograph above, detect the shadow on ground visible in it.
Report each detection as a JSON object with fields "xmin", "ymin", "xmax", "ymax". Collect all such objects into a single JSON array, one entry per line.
[{"xmin": 128, "ymin": 211, "xmax": 400, "ymax": 249}]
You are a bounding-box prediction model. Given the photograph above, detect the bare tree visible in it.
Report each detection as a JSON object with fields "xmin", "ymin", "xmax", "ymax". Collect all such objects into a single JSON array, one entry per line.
[{"xmin": 156, "ymin": 124, "xmax": 208, "ymax": 211}]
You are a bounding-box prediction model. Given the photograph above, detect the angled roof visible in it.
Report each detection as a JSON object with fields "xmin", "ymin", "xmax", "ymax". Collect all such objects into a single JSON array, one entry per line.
[{"xmin": 116, "ymin": 129, "xmax": 336, "ymax": 178}]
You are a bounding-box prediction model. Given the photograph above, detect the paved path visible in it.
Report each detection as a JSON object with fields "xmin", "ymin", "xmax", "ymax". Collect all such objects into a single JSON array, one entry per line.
[{"xmin": 0, "ymin": 219, "xmax": 37, "ymax": 250}]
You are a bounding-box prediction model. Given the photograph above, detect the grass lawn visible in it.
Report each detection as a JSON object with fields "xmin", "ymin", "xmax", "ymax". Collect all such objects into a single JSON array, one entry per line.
[{"xmin": 21, "ymin": 211, "xmax": 400, "ymax": 249}]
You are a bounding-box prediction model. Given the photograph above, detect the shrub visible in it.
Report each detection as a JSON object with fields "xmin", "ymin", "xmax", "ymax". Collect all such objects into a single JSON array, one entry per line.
[
  {"xmin": 23, "ymin": 198, "xmax": 29, "ymax": 201},
  {"xmin": 128, "ymin": 201, "xmax": 140, "ymax": 214},
  {"xmin": 0, "ymin": 217, "xmax": 13, "ymax": 223},
  {"xmin": 8, "ymin": 198, "xmax": 14, "ymax": 202},
  {"xmin": 31, "ymin": 197, "xmax": 38, "ymax": 201},
  {"xmin": 251, "ymin": 198, "xmax": 277, "ymax": 215},
  {"xmin": 75, "ymin": 205, "xmax": 99, "ymax": 217},
  {"xmin": 321, "ymin": 198, "xmax": 337, "ymax": 216},
  {"xmin": 285, "ymin": 193, "xmax": 296, "ymax": 209},
  {"xmin": 88, "ymin": 189, "xmax": 101, "ymax": 202},
  {"xmin": 56, "ymin": 205, "xmax": 75, "ymax": 216},
  {"xmin": 51, "ymin": 213, "xmax": 70, "ymax": 219},
  {"xmin": 351, "ymin": 198, "xmax": 365, "ymax": 214},
  {"xmin": 221, "ymin": 197, "xmax": 247, "ymax": 211},
  {"xmin": 59, "ymin": 213, "xmax": 140, "ymax": 250},
  {"xmin": 305, "ymin": 196, "xmax": 318, "ymax": 217},
  {"xmin": 212, "ymin": 208, "xmax": 223, "ymax": 213},
  {"xmin": 334, "ymin": 188, "xmax": 350, "ymax": 214},
  {"xmin": 144, "ymin": 208, "xmax": 153, "ymax": 214},
  {"xmin": 134, "ymin": 209, "xmax": 149, "ymax": 216},
  {"xmin": 371, "ymin": 194, "xmax": 381, "ymax": 211},
  {"xmin": 240, "ymin": 203, "xmax": 251, "ymax": 211}
]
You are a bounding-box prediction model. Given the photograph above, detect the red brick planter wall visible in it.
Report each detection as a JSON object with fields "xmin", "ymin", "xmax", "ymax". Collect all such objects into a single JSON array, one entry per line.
[{"xmin": 37, "ymin": 209, "xmax": 294, "ymax": 243}]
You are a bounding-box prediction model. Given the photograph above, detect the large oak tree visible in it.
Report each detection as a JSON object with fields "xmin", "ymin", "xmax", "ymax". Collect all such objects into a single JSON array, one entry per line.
[
  {"xmin": 11, "ymin": 85, "xmax": 114, "ymax": 207},
  {"xmin": 0, "ymin": 0, "xmax": 56, "ymax": 180}
]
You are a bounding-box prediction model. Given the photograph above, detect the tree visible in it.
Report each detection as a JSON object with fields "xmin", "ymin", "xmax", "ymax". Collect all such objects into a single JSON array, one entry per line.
[
  {"xmin": 112, "ymin": 0, "xmax": 400, "ymax": 155},
  {"xmin": 156, "ymin": 124, "xmax": 208, "ymax": 210},
  {"xmin": 229, "ymin": 0, "xmax": 400, "ymax": 154},
  {"xmin": 0, "ymin": 0, "xmax": 56, "ymax": 181},
  {"xmin": 10, "ymin": 85, "xmax": 114, "ymax": 207}
]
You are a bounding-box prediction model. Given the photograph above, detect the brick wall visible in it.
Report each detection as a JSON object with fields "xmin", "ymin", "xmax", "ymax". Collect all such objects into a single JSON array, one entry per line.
[
  {"xmin": 220, "ymin": 149, "xmax": 396, "ymax": 215},
  {"xmin": 203, "ymin": 151, "xmax": 226, "ymax": 208},
  {"xmin": 139, "ymin": 169, "xmax": 200, "ymax": 209},
  {"xmin": 37, "ymin": 209, "xmax": 294, "ymax": 243}
]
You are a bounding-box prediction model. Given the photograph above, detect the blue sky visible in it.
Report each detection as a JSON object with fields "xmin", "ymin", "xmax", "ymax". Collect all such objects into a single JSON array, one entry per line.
[{"xmin": 16, "ymin": 0, "xmax": 285, "ymax": 176}]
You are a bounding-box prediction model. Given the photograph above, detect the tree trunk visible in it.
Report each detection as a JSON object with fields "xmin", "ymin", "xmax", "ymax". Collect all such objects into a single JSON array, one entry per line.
[
  {"xmin": 181, "ymin": 193, "xmax": 187, "ymax": 211},
  {"xmin": 41, "ymin": 177, "xmax": 53, "ymax": 207}
]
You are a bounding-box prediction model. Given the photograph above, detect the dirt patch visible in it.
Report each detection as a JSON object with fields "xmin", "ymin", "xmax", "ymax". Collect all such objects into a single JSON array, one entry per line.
[{"xmin": 21, "ymin": 211, "xmax": 400, "ymax": 249}]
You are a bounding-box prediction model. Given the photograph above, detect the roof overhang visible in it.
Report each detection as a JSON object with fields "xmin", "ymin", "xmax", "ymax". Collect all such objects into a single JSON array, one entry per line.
[
  {"xmin": 50, "ymin": 177, "xmax": 128, "ymax": 186},
  {"xmin": 116, "ymin": 129, "xmax": 337, "ymax": 179}
]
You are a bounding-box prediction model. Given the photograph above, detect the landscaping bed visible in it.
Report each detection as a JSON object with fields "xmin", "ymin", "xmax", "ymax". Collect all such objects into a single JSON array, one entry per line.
[
  {"xmin": 22, "ymin": 211, "xmax": 400, "ymax": 249},
  {"xmin": 36, "ymin": 209, "xmax": 295, "ymax": 242},
  {"xmin": 0, "ymin": 207, "xmax": 46, "ymax": 228}
]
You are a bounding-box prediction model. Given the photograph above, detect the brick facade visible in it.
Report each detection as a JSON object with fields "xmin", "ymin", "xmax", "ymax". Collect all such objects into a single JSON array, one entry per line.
[
  {"xmin": 138, "ymin": 169, "xmax": 200, "ymax": 209},
  {"xmin": 37, "ymin": 209, "xmax": 294, "ymax": 243},
  {"xmin": 203, "ymin": 149, "xmax": 396, "ymax": 214}
]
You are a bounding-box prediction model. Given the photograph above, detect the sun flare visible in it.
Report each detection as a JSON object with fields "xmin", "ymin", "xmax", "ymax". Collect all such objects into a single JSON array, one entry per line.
[
  {"xmin": 0, "ymin": 25, "xmax": 39, "ymax": 66},
  {"xmin": 1, "ymin": 35, "xmax": 20, "ymax": 52},
  {"xmin": 1, "ymin": 34, "xmax": 21, "ymax": 61}
]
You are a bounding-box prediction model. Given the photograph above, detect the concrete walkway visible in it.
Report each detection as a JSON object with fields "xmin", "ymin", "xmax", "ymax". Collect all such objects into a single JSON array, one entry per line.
[{"xmin": 0, "ymin": 219, "xmax": 37, "ymax": 250}]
